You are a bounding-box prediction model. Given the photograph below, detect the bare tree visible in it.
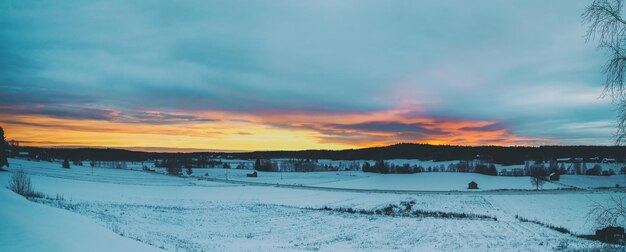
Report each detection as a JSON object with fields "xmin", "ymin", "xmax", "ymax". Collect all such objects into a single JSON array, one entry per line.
[
  {"xmin": 529, "ymin": 163, "xmax": 547, "ymax": 190},
  {"xmin": 530, "ymin": 176, "xmax": 545, "ymax": 190},
  {"xmin": 588, "ymin": 195, "xmax": 626, "ymax": 228},
  {"xmin": 583, "ymin": 1, "xmax": 626, "ymax": 230},
  {"xmin": 584, "ymin": 0, "xmax": 626, "ymax": 143}
]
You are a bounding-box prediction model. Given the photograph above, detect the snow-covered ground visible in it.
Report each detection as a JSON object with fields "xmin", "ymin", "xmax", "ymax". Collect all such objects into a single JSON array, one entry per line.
[
  {"xmin": 0, "ymin": 188, "xmax": 159, "ymax": 252},
  {"xmin": 1, "ymin": 158, "xmax": 624, "ymax": 251},
  {"xmin": 559, "ymin": 175, "xmax": 626, "ymax": 189},
  {"xmin": 313, "ymin": 172, "xmax": 564, "ymax": 191}
]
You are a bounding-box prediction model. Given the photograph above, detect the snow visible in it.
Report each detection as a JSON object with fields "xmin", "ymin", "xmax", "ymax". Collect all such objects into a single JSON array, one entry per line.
[
  {"xmin": 161, "ymin": 167, "xmax": 564, "ymax": 191},
  {"xmin": 489, "ymin": 192, "xmax": 624, "ymax": 234},
  {"xmin": 0, "ymin": 189, "xmax": 160, "ymax": 252},
  {"xmin": 313, "ymin": 172, "xmax": 563, "ymax": 191},
  {"xmin": 1, "ymin": 158, "xmax": 623, "ymax": 251},
  {"xmin": 559, "ymin": 175, "xmax": 626, "ymax": 189}
]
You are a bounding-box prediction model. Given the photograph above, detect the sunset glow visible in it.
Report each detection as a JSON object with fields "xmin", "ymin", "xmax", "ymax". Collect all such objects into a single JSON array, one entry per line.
[
  {"xmin": 1, "ymin": 105, "xmax": 550, "ymax": 151},
  {"xmin": 0, "ymin": 0, "xmax": 615, "ymax": 151}
]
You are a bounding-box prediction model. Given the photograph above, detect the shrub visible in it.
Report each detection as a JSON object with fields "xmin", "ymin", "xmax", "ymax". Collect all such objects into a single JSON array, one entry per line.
[
  {"xmin": 586, "ymin": 164, "xmax": 602, "ymax": 176},
  {"xmin": 166, "ymin": 166, "xmax": 182, "ymax": 176},
  {"xmin": 315, "ymin": 203, "xmax": 496, "ymax": 220},
  {"xmin": 514, "ymin": 215, "xmax": 572, "ymax": 234},
  {"xmin": 383, "ymin": 204, "xmax": 396, "ymax": 215},
  {"xmin": 8, "ymin": 169, "xmax": 42, "ymax": 198},
  {"xmin": 163, "ymin": 159, "xmax": 182, "ymax": 175}
]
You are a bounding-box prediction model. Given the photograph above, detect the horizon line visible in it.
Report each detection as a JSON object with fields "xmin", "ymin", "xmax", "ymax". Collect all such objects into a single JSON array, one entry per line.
[{"xmin": 13, "ymin": 142, "xmax": 623, "ymax": 154}]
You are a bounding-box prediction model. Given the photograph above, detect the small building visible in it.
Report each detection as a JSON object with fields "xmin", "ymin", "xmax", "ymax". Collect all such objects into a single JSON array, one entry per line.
[
  {"xmin": 602, "ymin": 158, "xmax": 617, "ymax": 163},
  {"xmin": 549, "ymin": 172, "xmax": 560, "ymax": 181},
  {"xmin": 595, "ymin": 226, "xmax": 625, "ymax": 244},
  {"xmin": 556, "ymin": 158, "xmax": 570, "ymax": 163},
  {"xmin": 18, "ymin": 151, "xmax": 29, "ymax": 157},
  {"xmin": 468, "ymin": 181, "xmax": 478, "ymax": 189},
  {"xmin": 246, "ymin": 171, "xmax": 258, "ymax": 177}
]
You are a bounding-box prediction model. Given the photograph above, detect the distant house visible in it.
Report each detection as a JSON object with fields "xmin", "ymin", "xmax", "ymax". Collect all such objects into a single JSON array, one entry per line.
[
  {"xmin": 556, "ymin": 158, "xmax": 571, "ymax": 163},
  {"xmin": 18, "ymin": 151, "xmax": 29, "ymax": 157},
  {"xmin": 602, "ymin": 158, "xmax": 617, "ymax": 163},
  {"xmin": 468, "ymin": 181, "xmax": 478, "ymax": 190},
  {"xmin": 595, "ymin": 226, "xmax": 625, "ymax": 244},
  {"xmin": 549, "ymin": 172, "xmax": 559, "ymax": 181},
  {"xmin": 499, "ymin": 168, "xmax": 525, "ymax": 176},
  {"xmin": 548, "ymin": 172, "xmax": 561, "ymax": 181}
]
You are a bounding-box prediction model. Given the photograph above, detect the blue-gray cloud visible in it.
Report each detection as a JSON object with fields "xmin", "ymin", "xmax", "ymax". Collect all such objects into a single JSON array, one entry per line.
[
  {"xmin": 328, "ymin": 122, "xmax": 444, "ymax": 135},
  {"xmin": 460, "ymin": 123, "xmax": 507, "ymax": 132},
  {"xmin": 0, "ymin": 104, "xmax": 217, "ymax": 125},
  {"xmin": 0, "ymin": 0, "xmax": 616, "ymax": 144}
]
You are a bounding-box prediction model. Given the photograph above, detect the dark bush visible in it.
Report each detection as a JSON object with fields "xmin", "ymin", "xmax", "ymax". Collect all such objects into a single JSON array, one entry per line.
[{"xmin": 8, "ymin": 170, "xmax": 42, "ymax": 198}]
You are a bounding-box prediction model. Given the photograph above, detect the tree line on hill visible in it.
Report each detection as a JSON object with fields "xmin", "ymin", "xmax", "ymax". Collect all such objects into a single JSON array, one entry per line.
[
  {"xmin": 238, "ymin": 144, "xmax": 626, "ymax": 165},
  {"xmin": 361, "ymin": 158, "xmax": 625, "ymax": 178},
  {"xmin": 361, "ymin": 160, "xmax": 499, "ymax": 175},
  {"xmin": 9, "ymin": 143, "xmax": 626, "ymax": 165}
]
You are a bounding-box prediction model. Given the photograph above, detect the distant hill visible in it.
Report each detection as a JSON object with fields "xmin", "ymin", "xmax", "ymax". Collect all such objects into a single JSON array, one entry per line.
[{"xmin": 11, "ymin": 143, "xmax": 626, "ymax": 165}]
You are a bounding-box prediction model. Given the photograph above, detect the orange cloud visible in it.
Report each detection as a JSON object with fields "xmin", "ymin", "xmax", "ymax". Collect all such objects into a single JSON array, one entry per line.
[{"xmin": 0, "ymin": 104, "xmax": 551, "ymax": 151}]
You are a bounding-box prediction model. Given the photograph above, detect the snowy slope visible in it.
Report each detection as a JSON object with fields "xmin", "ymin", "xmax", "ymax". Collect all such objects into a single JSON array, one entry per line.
[
  {"xmin": 11, "ymin": 158, "xmax": 623, "ymax": 191},
  {"xmin": 0, "ymin": 189, "xmax": 161, "ymax": 252},
  {"xmin": 1, "ymin": 158, "xmax": 621, "ymax": 251}
]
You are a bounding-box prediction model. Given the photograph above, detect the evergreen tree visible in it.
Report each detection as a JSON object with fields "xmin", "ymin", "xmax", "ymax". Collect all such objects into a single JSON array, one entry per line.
[
  {"xmin": 558, "ymin": 163, "xmax": 567, "ymax": 175},
  {"xmin": 374, "ymin": 160, "xmax": 388, "ymax": 173},
  {"xmin": 362, "ymin": 161, "xmax": 371, "ymax": 172},
  {"xmin": 487, "ymin": 164, "xmax": 498, "ymax": 176},
  {"xmin": 165, "ymin": 159, "xmax": 182, "ymax": 175},
  {"xmin": 398, "ymin": 163, "xmax": 411, "ymax": 174},
  {"xmin": 186, "ymin": 166, "xmax": 192, "ymax": 176},
  {"xmin": 0, "ymin": 127, "xmax": 8, "ymax": 169},
  {"xmin": 574, "ymin": 162, "xmax": 582, "ymax": 175},
  {"xmin": 62, "ymin": 158, "xmax": 70, "ymax": 169},
  {"xmin": 586, "ymin": 164, "xmax": 602, "ymax": 176}
]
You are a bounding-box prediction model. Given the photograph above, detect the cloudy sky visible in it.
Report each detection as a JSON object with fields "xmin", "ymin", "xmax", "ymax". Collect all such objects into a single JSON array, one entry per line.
[{"xmin": 0, "ymin": 0, "xmax": 617, "ymax": 151}]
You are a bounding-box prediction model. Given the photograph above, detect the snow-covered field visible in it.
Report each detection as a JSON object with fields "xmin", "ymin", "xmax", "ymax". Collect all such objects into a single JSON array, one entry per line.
[
  {"xmin": 559, "ymin": 175, "xmax": 626, "ymax": 189},
  {"xmin": 313, "ymin": 172, "xmax": 565, "ymax": 191},
  {"xmin": 0, "ymin": 188, "xmax": 159, "ymax": 252},
  {"xmin": 1, "ymin": 158, "xmax": 624, "ymax": 251},
  {"xmin": 160, "ymin": 167, "xmax": 562, "ymax": 191}
]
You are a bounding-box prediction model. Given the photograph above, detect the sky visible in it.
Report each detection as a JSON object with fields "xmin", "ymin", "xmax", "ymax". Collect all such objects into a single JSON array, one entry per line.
[{"xmin": 0, "ymin": 0, "xmax": 618, "ymax": 151}]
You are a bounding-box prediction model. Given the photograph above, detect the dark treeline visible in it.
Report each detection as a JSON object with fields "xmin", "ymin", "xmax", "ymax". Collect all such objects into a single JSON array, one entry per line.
[
  {"xmin": 237, "ymin": 144, "xmax": 626, "ymax": 165},
  {"xmin": 10, "ymin": 143, "xmax": 626, "ymax": 165}
]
